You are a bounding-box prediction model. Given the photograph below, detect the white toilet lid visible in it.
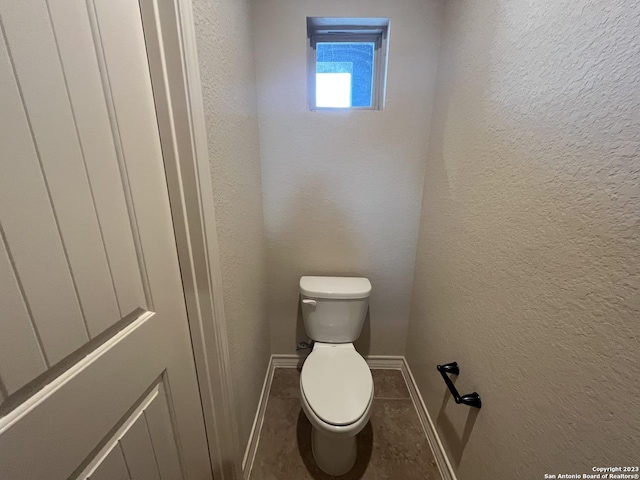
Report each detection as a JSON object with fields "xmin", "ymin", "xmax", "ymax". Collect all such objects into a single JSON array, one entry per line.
[{"xmin": 300, "ymin": 346, "xmax": 373, "ymax": 426}]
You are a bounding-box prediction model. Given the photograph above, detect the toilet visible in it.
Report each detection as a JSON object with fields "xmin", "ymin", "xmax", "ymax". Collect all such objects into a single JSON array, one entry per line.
[{"xmin": 299, "ymin": 276, "xmax": 374, "ymax": 476}]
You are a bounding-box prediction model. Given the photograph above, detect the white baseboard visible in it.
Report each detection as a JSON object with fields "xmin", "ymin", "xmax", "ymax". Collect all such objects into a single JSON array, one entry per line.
[
  {"xmin": 365, "ymin": 355, "xmax": 404, "ymax": 369},
  {"xmin": 242, "ymin": 356, "xmax": 274, "ymax": 479},
  {"xmin": 269, "ymin": 353, "xmax": 405, "ymax": 370},
  {"xmin": 241, "ymin": 354, "xmax": 456, "ymax": 480},
  {"xmin": 271, "ymin": 354, "xmax": 303, "ymax": 368},
  {"xmin": 242, "ymin": 354, "xmax": 304, "ymax": 479},
  {"xmin": 401, "ymin": 358, "xmax": 457, "ymax": 480}
]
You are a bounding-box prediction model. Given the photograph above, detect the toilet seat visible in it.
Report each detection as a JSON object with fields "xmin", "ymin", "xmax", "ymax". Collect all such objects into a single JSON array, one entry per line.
[{"xmin": 300, "ymin": 344, "xmax": 373, "ymax": 426}]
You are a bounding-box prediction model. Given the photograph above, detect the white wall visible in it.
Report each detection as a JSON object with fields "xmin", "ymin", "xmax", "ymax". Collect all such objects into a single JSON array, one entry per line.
[
  {"xmin": 252, "ymin": 0, "xmax": 444, "ymax": 356},
  {"xmin": 192, "ymin": 0, "xmax": 270, "ymax": 451},
  {"xmin": 407, "ymin": 1, "xmax": 640, "ymax": 478}
]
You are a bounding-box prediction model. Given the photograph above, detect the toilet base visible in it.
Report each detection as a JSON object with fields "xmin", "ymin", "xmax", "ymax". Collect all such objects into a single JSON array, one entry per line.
[{"xmin": 311, "ymin": 427, "xmax": 357, "ymax": 476}]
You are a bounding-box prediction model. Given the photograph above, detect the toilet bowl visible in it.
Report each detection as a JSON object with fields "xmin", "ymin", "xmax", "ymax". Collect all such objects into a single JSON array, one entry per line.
[
  {"xmin": 300, "ymin": 342, "xmax": 374, "ymax": 476},
  {"xmin": 298, "ymin": 276, "xmax": 373, "ymax": 475}
]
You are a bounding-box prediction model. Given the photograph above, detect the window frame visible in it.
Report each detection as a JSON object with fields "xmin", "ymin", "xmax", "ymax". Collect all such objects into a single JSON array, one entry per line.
[{"xmin": 307, "ymin": 20, "xmax": 389, "ymax": 111}]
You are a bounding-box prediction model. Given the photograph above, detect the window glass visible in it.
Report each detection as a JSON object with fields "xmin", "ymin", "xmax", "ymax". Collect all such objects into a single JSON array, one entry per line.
[{"xmin": 315, "ymin": 42, "xmax": 374, "ymax": 108}]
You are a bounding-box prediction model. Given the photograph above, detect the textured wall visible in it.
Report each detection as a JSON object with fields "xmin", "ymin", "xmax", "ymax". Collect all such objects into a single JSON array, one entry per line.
[
  {"xmin": 192, "ymin": 0, "xmax": 270, "ymax": 452},
  {"xmin": 406, "ymin": 1, "xmax": 640, "ymax": 478},
  {"xmin": 252, "ymin": 0, "xmax": 444, "ymax": 356}
]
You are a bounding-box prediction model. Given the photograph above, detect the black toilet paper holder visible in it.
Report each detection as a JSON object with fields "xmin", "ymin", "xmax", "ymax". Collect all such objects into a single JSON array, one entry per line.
[{"xmin": 436, "ymin": 362, "xmax": 482, "ymax": 409}]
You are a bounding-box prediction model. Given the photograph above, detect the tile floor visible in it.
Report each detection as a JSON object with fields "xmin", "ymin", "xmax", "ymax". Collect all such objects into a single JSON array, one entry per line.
[{"xmin": 248, "ymin": 368, "xmax": 442, "ymax": 479}]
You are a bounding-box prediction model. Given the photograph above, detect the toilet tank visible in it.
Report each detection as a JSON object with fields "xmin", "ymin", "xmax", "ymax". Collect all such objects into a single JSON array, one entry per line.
[{"xmin": 300, "ymin": 276, "xmax": 371, "ymax": 343}]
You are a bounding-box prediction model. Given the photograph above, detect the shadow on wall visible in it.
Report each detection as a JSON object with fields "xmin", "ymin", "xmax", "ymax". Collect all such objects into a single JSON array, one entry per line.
[
  {"xmin": 436, "ymin": 385, "xmax": 480, "ymax": 467},
  {"xmin": 406, "ymin": 1, "xmax": 501, "ymax": 469},
  {"xmin": 410, "ymin": 1, "xmax": 640, "ymax": 476},
  {"xmin": 268, "ymin": 180, "xmax": 370, "ymax": 355},
  {"xmin": 354, "ymin": 309, "xmax": 371, "ymax": 358}
]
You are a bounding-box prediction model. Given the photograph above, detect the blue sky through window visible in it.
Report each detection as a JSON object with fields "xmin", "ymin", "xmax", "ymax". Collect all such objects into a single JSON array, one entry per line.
[{"xmin": 315, "ymin": 42, "xmax": 374, "ymax": 108}]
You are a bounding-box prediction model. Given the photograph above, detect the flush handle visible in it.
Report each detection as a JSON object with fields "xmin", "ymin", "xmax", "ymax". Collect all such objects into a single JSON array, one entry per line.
[{"xmin": 302, "ymin": 299, "xmax": 317, "ymax": 307}]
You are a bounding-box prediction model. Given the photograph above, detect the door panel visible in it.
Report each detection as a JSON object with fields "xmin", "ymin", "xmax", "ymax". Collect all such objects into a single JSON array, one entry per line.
[
  {"xmin": 1, "ymin": 0, "xmax": 121, "ymax": 340},
  {"xmin": 47, "ymin": 0, "xmax": 147, "ymax": 320},
  {"xmin": 0, "ymin": 0, "xmax": 212, "ymax": 478},
  {"xmin": 0, "ymin": 313, "xmax": 162, "ymax": 478},
  {"xmin": 0, "ymin": 232, "xmax": 47, "ymax": 394},
  {"xmin": 118, "ymin": 415, "xmax": 162, "ymax": 480},
  {"xmin": 0, "ymin": 24, "xmax": 87, "ymax": 377},
  {"xmin": 80, "ymin": 381, "xmax": 181, "ymax": 480},
  {"xmin": 88, "ymin": 446, "xmax": 130, "ymax": 480}
]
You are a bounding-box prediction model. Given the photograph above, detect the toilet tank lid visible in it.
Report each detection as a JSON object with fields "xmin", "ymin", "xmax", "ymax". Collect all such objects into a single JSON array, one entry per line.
[{"xmin": 300, "ymin": 276, "xmax": 372, "ymax": 299}]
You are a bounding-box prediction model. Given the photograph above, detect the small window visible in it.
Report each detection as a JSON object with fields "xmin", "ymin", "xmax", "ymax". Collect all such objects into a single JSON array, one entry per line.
[{"xmin": 307, "ymin": 17, "xmax": 389, "ymax": 110}]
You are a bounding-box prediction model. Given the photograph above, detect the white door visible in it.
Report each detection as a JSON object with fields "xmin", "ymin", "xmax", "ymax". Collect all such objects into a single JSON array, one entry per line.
[{"xmin": 0, "ymin": 0, "xmax": 213, "ymax": 479}]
